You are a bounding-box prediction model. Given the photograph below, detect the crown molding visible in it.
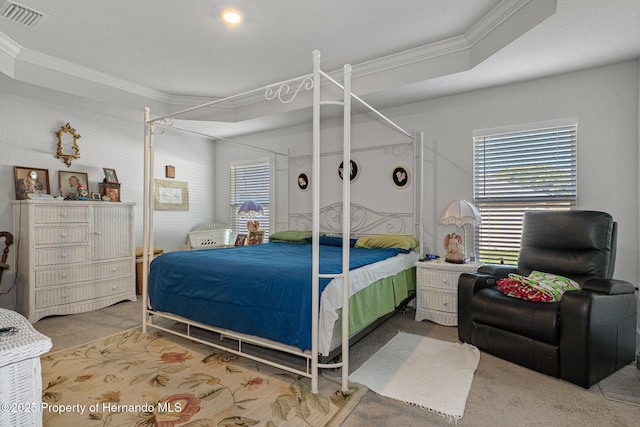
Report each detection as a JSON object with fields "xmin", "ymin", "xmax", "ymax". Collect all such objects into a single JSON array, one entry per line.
[
  {"xmin": 16, "ymin": 47, "xmax": 169, "ymax": 102},
  {"xmin": 0, "ymin": 0, "xmax": 555, "ymax": 123},
  {"xmin": 0, "ymin": 31, "xmax": 20, "ymax": 77}
]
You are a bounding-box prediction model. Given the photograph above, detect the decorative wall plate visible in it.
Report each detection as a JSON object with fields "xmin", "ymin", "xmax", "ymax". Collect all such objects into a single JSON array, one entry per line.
[
  {"xmin": 338, "ymin": 159, "xmax": 359, "ymax": 182},
  {"xmin": 392, "ymin": 166, "xmax": 410, "ymax": 188}
]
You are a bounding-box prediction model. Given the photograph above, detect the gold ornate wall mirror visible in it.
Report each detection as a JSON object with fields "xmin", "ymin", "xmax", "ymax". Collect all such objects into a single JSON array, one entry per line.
[{"xmin": 55, "ymin": 123, "xmax": 81, "ymax": 167}]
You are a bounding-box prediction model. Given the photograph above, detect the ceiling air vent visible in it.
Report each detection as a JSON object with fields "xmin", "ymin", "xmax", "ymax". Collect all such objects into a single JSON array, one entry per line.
[{"xmin": 0, "ymin": 1, "xmax": 48, "ymax": 28}]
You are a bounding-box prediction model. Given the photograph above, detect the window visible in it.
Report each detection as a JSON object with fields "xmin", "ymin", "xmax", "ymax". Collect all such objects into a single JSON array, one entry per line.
[
  {"xmin": 230, "ymin": 158, "xmax": 270, "ymax": 239},
  {"xmin": 473, "ymin": 122, "xmax": 577, "ymax": 264}
]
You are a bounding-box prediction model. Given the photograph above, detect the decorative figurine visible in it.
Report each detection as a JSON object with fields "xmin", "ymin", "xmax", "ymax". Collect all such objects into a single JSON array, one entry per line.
[{"xmin": 444, "ymin": 232, "xmax": 465, "ymax": 264}]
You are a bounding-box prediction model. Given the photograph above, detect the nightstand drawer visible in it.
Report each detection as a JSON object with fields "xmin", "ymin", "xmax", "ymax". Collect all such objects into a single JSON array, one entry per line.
[
  {"xmin": 420, "ymin": 289, "xmax": 457, "ymax": 313},
  {"xmin": 418, "ymin": 269, "xmax": 458, "ymax": 290}
]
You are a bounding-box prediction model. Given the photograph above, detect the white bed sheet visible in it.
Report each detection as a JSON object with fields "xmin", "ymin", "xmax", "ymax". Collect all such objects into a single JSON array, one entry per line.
[{"xmin": 318, "ymin": 250, "xmax": 420, "ymax": 354}]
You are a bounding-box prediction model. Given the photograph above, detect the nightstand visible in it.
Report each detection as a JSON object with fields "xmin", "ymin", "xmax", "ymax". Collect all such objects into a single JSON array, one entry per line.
[{"xmin": 415, "ymin": 259, "xmax": 482, "ymax": 326}]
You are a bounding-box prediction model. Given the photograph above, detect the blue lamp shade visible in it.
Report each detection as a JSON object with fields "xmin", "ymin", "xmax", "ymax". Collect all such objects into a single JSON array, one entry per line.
[{"xmin": 238, "ymin": 200, "xmax": 264, "ymax": 217}]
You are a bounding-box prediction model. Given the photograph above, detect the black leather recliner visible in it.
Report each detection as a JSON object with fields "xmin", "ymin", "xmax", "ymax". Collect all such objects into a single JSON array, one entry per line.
[{"xmin": 458, "ymin": 210, "xmax": 637, "ymax": 388}]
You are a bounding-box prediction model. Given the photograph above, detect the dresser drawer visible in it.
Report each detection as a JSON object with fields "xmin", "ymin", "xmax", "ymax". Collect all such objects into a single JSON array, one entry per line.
[
  {"xmin": 35, "ymin": 205, "xmax": 89, "ymax": 223},
  {"xmin": 35, "ymin": 245, "xmax": 88, "ymax": 266},
  {"xmin": 35, "ymin": 260, "xmax": 132, "ymax": 287},
  {"xmin": 35, "ymin": 277, "xmax": 133, "ymax": 308},
  {"xmin": 420, "ymin": 288, "xmax": 457, "ymax": 313},
  {"xmin": 35, "ymin": 226, "xmax": 89, "ymax": 245}
]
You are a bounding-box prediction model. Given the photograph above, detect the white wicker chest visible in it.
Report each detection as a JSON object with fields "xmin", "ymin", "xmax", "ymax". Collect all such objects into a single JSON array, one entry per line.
[
  {"xmin": 12, "ymin": 200, "xmax": 136, "ymax": 323},
  {"xmin": 0, "ymin": 308, "xmax": 52, "ymax": 426},
  {"xmin": 415, "ymin": 259, "xmax": 482, "ymax": 326}
]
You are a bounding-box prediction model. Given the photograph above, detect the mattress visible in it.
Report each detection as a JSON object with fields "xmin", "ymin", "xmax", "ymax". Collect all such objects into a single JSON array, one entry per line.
[{"xmin": 148, "ymin": 242, "xmax": 414, "ymax": 352}]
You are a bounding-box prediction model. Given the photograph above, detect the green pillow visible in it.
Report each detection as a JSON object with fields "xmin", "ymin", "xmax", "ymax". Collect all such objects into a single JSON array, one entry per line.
[
  {"xmin": 354, "ymin": 234, "xmax": 419, "ymax": 250},
  {"xmin": 269, "ymin": 230, "xmax": 318, "ymax": 244}
]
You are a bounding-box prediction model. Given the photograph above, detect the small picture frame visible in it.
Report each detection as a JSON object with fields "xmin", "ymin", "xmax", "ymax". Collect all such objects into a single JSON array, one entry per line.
[
  {"xmin": 248, "ymin": 230, "xmax": 265, "ymax": 245},
  {"xmin": 14, "ymin": 166, "xmax": 50, "ymax": 199},
  {"xmin": 99, "ymin": 182, "xmax": 121, "ymax": 202},
  {"xmin": 103, "ymin": 168, "xmax": 119, "ymax": 183},
  {"xmin": 165, "ymin": 165, "xmax": 175, "ymax": 179},
  {"xmin": 90, "ymin": 192, "xmax": 101, "ymax": 201},
  {"xmin": 234, "ymin": 233, "xmax": 247, "ymax": 246},
  {"xmin": 392, "ymin": 166, "xmax": 410, "ymax": 189},
  {"xmin": 58, "ymin": 170, "xmax": 89, "ymax": 199},
  {"xmin": 297, "ymin": 172, "xmax": 310, "ymax": 191},
  {"xmin": 338, "ymin": 159, "xmax": 360, "ymax": 182}
]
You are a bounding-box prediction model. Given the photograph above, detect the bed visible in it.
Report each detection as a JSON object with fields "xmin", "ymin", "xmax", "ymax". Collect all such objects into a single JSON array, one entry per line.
[
  {"xmin": 142, "ymin": 51, "xmax": 424, "ymax": 394},
  {"xmin": 148, "ymin": 236, "xmax": 418, "ymax": 351}
]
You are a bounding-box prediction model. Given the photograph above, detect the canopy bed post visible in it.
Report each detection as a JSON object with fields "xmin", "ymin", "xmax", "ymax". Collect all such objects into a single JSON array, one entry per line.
[
  {"xmin": 310, "ymin": 49, "xmax": 322, "ymax": 394},
  {"xmin": 339, "ymin": 63, "xmax": 352, "ymax": 393},
  {"xmin": 415, "ymin": 130, "xmax": 425, "ymax": 256},
  {"xmin": 142, "ymin": 107, "xmax": 156, "ymax": 334}
]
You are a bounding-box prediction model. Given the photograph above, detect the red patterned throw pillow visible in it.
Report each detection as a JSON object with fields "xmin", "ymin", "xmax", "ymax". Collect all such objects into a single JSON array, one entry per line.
[{"xmin": 496, "ymin": 271, "xmax": 580, "ymax": 303}]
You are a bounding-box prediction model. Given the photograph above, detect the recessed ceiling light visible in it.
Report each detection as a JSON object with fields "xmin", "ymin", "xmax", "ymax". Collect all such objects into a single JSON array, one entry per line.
[{"xmin": 221, "ymin": 8, "xmax": 242, "ymax": 27}]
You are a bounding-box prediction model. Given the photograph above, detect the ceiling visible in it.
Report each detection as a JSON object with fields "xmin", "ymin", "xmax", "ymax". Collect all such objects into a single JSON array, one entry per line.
[{"xmin": 1, "ymin": 0, "xmax": 639, "ymax": 135}]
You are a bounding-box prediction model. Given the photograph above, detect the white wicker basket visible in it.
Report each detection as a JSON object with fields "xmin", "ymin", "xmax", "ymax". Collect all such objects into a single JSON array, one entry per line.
[
  {"xmin": 188, "ymin": 228, "xmax": 234, "ymax": 249},
  {"xmin": 0, "ymin": 309, "xmax": 52, "ymax": 427}
]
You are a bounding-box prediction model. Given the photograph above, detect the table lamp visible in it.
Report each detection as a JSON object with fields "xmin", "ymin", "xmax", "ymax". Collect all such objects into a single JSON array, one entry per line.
[{"xmin": 238, "ymin": 200, "xmax": 264, "ymax": 230}]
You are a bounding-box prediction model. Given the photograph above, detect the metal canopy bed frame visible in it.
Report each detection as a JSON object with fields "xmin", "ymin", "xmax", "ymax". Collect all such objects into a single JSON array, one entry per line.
[{"xmin": 142, "ymin": 50, "xmax": 423, "ymax": 394}]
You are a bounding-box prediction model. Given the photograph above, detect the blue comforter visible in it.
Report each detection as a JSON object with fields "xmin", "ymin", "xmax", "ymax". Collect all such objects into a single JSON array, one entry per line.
[{"xmin": 148, "ymin": 242, "xmax": 407, "ymax": 350}]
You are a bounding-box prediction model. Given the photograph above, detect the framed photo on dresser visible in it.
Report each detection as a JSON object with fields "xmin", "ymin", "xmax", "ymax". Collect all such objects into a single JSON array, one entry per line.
[
  {"xmin": 58, "ymin": 171, "xmax": 88, "ymax": 199},
  {"xmin": 14, "ymin": 166, "xmax": 50, "ymax": 199}
]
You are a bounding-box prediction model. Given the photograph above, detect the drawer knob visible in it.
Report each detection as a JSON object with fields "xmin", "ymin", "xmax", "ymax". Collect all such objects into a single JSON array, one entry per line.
[
  {"xmin": 111, "ymin": 267, "xmax": 117, "ymax": 272},
  {"xmin": 61, "ymin": 294, "xmax": 68, "ymax": 299},
  {"xmin": 60, "ymin": 233, "xmax": 68, "ymax": 238},
  {"xmin": 60, "ymin": 212, "xmax": 67, "ymax": 217},
  {"xmin": 442, "ymin": 278, "xmax": 447, "ymax": 284},
  {"xmin": 443, "ymin": 301, "xmax": 448, "ymax": 306},
  {"xmin": 60, "ymin": 253, "xmax": 67, "ymax": 258},
  {"xmin": 111, "ymin": 285, "xmax": 117, "ymax": 290},
  {"xmin": 61, "ymin": 272, "xmax": 68, "ymax": 278}
]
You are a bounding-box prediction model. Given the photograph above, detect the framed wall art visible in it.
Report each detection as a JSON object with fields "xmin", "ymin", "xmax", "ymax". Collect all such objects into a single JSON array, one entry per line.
[
  {"xmin": 392, "ymin": 166, "xmax": 410, "ymax": 189},
  {"xmin": 14, "ymin": 166, "xmax": 50, "ymax": 199},
  {"xmin": 58, "ymin": 170, "xmax": 88, "ymax": 199},
  {"xmin": 154, "ymin": 179, "xmax": 189, "ymax": 211}
]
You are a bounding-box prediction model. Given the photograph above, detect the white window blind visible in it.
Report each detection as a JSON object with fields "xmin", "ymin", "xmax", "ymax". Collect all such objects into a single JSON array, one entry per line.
[
  {"xmin": 230, "ymin": 159, "xmax": 270, "ymax": 240},
  {"xmin": 473, "ymin": 123, "xmax": 577, "ymax": 265}
]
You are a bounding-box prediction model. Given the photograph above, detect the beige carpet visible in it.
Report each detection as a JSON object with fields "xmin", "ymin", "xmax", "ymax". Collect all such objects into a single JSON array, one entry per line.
[
  {"xmin": 349, "ymin": 332, "xmax": 480, "ymax": 423},
  {"xmin": 40, "ymin": 328, "xmax": 366, "ymax": 427},
  {"xmin": 599, "ymin": 364, "xmax": 640, "ymax": 407}
]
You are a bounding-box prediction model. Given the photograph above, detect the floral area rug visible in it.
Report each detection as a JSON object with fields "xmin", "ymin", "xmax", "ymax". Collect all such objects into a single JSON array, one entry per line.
[{"xmin": 40, "ymin": 328, "xmax": 366, "ymax": 427}]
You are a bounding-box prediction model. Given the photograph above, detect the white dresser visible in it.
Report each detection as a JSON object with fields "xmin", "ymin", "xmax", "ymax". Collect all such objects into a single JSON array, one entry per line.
[
  {"xmin": 12, "ymin": 200, "xmax": 136, "ymax": 323},
  {"xmin": 415, "ymin": 260, "xmax": 482, "ymax": 326}
]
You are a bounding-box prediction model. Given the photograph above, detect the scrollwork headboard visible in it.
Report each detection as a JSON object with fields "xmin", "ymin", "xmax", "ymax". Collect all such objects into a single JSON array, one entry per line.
[{"xmin": 289, "ymin": 202, "xmax": 412, "ymax": 236}]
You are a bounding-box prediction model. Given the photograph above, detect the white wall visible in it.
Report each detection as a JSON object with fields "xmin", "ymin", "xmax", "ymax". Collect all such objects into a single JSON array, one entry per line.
[
  {"xmin": 0, "ymin": 92, "xmax": 216, "ymax": 309},
  {"xmin": 215, "ymin": 60, "xmax": 639, "ymax": 286}
]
